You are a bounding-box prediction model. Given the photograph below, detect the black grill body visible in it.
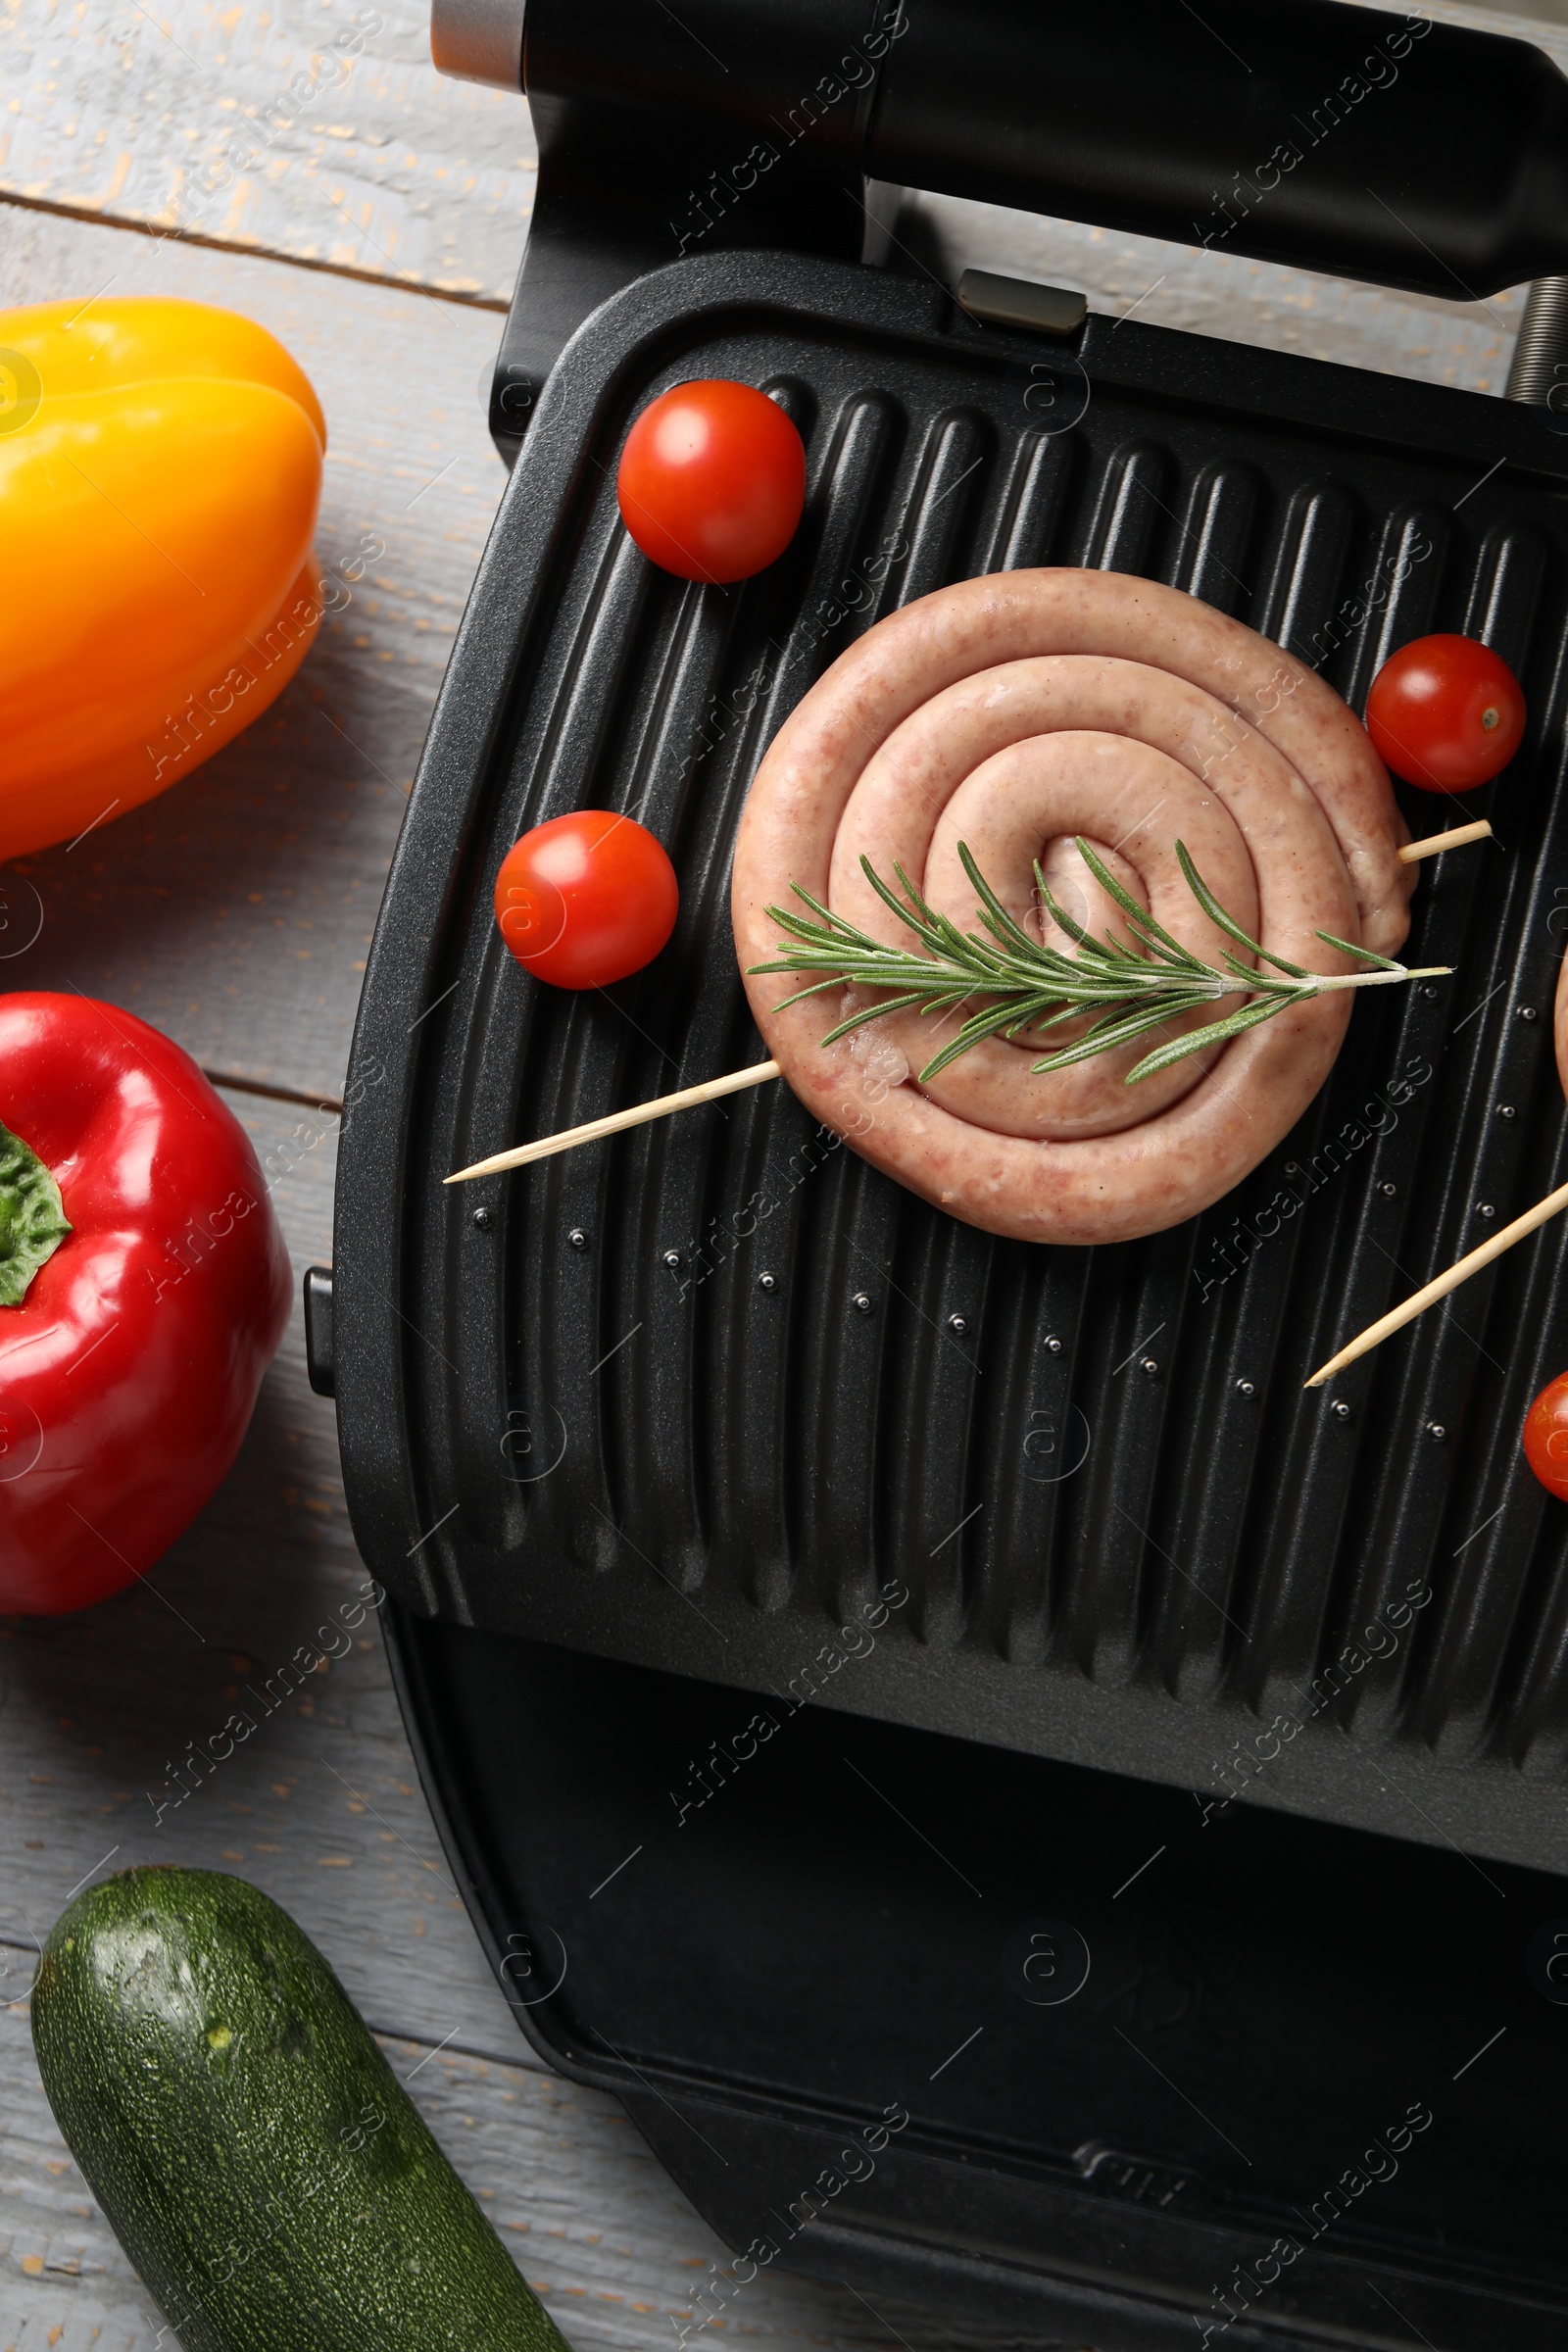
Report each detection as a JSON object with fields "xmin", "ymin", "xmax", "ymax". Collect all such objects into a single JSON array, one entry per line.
[
  {"xmin": 336, "ymin": 250, "xmax": 1568, "ymax": 2344},
  {"xmin": 382, "ymin": 1621, "xmax": 1568, "ymax": 2352}
]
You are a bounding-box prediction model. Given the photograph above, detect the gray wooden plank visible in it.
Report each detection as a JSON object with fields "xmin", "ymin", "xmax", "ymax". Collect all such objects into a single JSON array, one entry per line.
[
  {"xmin": 0, "ymin": 2009, "xmax": 917, "ymax": 2352},
  {"xmin": 0, "ymin": 203, "xmax": 504, "ymax": 1097},
  {"xmin": 0, "ymin": 0, "xmax": 526, "ymax": 302}
]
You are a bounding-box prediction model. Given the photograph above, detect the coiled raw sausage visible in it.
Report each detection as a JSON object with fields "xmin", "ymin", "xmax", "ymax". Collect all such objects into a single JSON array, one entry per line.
[{"xmin": 732, "ymin": 570, "xmax": 1413, "ymax": 1247}]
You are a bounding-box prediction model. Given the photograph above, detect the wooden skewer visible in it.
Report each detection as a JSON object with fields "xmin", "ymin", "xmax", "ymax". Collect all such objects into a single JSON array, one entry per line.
[
  {"xmin": 1396, "ymin": 819, "xmax": 1493, "ymax": 864},
  {"xmin": 1305, "ymin": 1176, "xmax": 1568, "ymax": 1389},
  {"xmin": 444, "ymin": 1060, "xmax": 782, "ymax": 1185}
]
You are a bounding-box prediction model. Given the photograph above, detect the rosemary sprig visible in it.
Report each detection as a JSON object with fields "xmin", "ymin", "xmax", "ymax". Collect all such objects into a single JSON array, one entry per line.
[{"xmin": 750, "ymin": 837, "xmax": 1450, "ymax": 1086}]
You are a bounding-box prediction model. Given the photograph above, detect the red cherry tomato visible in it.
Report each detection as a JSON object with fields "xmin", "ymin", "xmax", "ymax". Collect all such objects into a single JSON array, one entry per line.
[
  {"xmin": 1524, "ymin": 1371, "xmax": 1568, "ymax": 1501},
  {"xmin": 616, "ymin": 379, "xmax": 806, "ymax": 584},
  {"xmin": 495, "ymin": 811, "xmax": 678, "ymax": 990},
  {"xmin": 1364, "ymin": 633, "xmax": 1526, "ymax": 794}
]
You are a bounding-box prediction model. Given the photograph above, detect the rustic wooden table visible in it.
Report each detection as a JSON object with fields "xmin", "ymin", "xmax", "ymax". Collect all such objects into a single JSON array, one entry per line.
[{"xmin": 1, "ymin": 1, "xmax": 1564, "ymax": 2344}]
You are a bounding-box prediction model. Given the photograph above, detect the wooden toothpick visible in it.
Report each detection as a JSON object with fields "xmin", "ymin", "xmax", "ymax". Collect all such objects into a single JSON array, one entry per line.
[
  {"xmin": 1396, "ymin": 819, "xmax": 1494, "ymax": 864},
  {"xmin": 444, "ymin": 1060, "xmax": 782, "ymax": 1185},
  {"xmin": 1305, "ymin": 1176, "xmax": 1568, "ymax": 1389},
  {"xmin": 1300, "ymin": 816, "xmax": 1501, "ymax": 1375}
]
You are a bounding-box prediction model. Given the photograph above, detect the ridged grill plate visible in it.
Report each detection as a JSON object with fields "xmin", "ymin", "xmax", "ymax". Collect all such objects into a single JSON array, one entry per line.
[{"xmin": 336, "ymin": 252, "xmax": 1568, "ymax": 1872}]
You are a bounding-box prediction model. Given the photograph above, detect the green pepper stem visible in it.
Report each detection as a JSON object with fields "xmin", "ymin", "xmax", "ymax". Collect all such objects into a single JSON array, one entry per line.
[{"xmin": 0, "ymin": 1119, "xmax": 72, "ymax": 1306}]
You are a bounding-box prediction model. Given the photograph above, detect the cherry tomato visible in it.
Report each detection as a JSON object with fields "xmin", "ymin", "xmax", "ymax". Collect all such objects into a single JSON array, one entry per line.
[
  {"xmin": 616, "ymin": 379, "xmax": 806, "ymax": 584},
  {"xmin": 495, "ymin": 811, "xmax": 678, "ymax": 990},
  {"xmin": 1364, "ymin": 633, "xmax": 1526, "ymax": 794},
  {"xmin": 1524, "ymin": 1371, "xmax": 1568, "ymax": 1500}
]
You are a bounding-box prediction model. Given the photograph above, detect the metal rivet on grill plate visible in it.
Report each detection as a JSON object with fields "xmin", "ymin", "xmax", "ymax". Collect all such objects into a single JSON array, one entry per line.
[
  {"xmin": 1331, "ymin": 1399, "xmax": 1352, "ymax": 1420},
  {"xmin": 1497, "ymin": 1104, "xmax": 1517, "ymax": 1120},
  {"xmin": 1427, "ymin": 1421, "xmax": 1447, "ymax": 1442},
  {"xmin": 1422, "ymin": 984, "xmax": 1439, "ymax": 1001},
  {"xmin": 471, "ymin": 1205, "xmax": 493, "ymax": 1230},
  {"xmin": 567, "ymin": 1228, "xmax": 589, "ymax": 1250},
  {"xmin": 949, "ymin": 1313, "xmax": 969, "ymax": 1335},
  {"xmin": 1140, "ymin": 1356, "xmax": 1159, "ymax": 1376},
  {"xmin": 758, "ymin": 1272, "xmax": 777, "ymax": 1293},
  {"xmin": 1283, "ymin": 1160, "xmax": 1299, "ymax": 1176},
  {"xmin": 1235, "ymin": 1378, "xmax": 1255, "ymax": 1397},
  {"xmin": 662, "ymin": 1249, "xmax": 681, "ymax": 1270},
  {"xmin": 1478, "ymin": 1202, "xmax": 1496, "ymax": 1219},
  {"xmin": 1045, "ymin": 1336, "xmax": 1063, "ymax": 1353},
  {"xmin": 1379, "ymin": 1180, "xmax": 1397, "ymax": 1198},
  {"xmin": 852, "ymin": 1292, "xmax": 873, "ymax": 1314},
  {"xmin": 1519, "ymin": 1005, "xmax": 1539, "ymax": 1022}
]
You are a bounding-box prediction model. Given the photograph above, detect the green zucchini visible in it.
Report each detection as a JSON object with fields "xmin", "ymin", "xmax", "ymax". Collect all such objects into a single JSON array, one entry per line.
[{"xmin": 30, "ymin": 1865, "xmax": 573, "ymax": 2352}]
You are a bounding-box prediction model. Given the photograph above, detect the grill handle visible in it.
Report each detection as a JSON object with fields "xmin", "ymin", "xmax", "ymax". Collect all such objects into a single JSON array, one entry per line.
[{"xmin": 433, "ymin": 0, "xmax": 1568, "ymax": 457}]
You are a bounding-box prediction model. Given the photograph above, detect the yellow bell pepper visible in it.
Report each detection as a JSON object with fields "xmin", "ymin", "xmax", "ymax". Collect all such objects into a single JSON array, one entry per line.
[{"xmin": 0, "ymin": 297, "xmax": 326, "ymax": 859}]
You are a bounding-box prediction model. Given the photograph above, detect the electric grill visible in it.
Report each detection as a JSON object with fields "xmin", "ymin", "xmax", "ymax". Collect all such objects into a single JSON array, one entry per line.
[{"xmin": 316, "ymin": 3, "xmax": 1568, "ymax": 2341}]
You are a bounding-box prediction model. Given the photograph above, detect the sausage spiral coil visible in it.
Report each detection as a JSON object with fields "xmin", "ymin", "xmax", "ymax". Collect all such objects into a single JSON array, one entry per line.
[{"xmin": 733, "ymin": 570, "xmax": 1414, "ymax": 1247}]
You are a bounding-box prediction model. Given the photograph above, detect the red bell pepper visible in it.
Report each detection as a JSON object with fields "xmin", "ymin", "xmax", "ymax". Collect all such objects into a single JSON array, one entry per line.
[{"xmin": 0, "ymin": 993, "xmax": 291, "ymax": 1613}]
